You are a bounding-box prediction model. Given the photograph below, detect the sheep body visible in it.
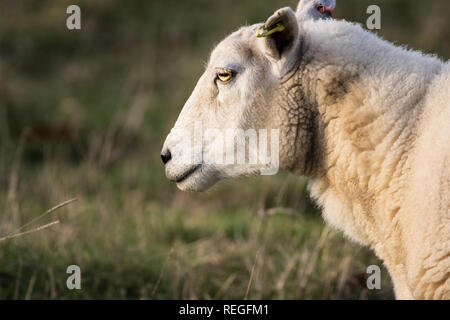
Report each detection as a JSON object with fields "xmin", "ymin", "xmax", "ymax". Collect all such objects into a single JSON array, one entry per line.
[
  {"xmin": 302, "ymin": 18, "xmax": 449, "ymax": 299},
  {"xmin": 400, "ymin": 62, "xmax": 450, "ymax": 299}
]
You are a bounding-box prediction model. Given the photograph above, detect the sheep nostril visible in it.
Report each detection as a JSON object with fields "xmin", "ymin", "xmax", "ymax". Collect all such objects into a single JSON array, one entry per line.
[{"xmin": 161, "ymin": 150, "xmax": 172, "ymax": 165}]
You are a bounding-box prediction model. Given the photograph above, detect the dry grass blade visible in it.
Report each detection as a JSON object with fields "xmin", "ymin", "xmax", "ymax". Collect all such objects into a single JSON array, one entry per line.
[
  {"xmin": 0, "ymin": 198, "xmax": 77, "ymax": 242},
  {"xmin": 244, "ymin": 247, "xmax": 261, "ymax": 300},
  {"xmin": 151, "ymin": 247, "xmax": 174, "ymax": 299},
  {"xmin": 0, "ymin": 220, "xmax": 60, "ymax": 242},
  {"xmin": 6, "ymin": 127, "xmax": 31, "ymax": 226},
  {"xmin": 8, "ymin": 198, "xmax": 77, "ymax": 236}
]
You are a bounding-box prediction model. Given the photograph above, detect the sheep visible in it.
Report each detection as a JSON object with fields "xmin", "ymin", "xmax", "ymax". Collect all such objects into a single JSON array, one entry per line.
[{"xmin": 161, "ymin": 6, "xmax": 450, "ymax": 299}]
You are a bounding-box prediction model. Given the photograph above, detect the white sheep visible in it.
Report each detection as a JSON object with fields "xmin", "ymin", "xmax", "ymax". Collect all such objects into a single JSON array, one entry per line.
[{"xmin": 161, "ymin": 5, "xmax": 450, "ymax": 299}]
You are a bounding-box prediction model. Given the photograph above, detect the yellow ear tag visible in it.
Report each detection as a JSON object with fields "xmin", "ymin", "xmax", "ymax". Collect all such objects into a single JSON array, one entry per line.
[{"xmin": 256, "ymin": 23, "xmax": 285, "ymax": 38}]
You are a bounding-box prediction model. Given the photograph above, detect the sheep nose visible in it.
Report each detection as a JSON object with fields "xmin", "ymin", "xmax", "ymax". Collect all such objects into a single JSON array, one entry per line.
[{"xmin": 161, "ymin": 148, "xmax": 172, "ymax": 165}]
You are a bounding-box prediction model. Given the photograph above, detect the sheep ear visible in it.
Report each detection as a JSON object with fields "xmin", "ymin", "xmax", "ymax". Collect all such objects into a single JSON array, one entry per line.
[{"xmin": 256, "ymin": 7, "xmax": 300, "ymax": 64}]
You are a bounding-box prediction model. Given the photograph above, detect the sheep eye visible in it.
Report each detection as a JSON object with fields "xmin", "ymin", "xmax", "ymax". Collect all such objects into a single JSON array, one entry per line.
[{"xmin": 216, "ymin": 69, "xmax": 234, "ymax": 83}]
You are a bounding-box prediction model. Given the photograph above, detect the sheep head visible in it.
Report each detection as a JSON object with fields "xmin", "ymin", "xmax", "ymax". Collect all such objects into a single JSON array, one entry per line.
[{"xmin": 161, "ymin": 7, "xmax": 313, "ymax": 192}]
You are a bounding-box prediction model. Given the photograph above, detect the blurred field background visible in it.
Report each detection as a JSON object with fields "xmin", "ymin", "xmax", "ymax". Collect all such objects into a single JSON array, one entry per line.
[{"xmin": 0, "ymin": 0, "xmax": 448, "ymax": 299}]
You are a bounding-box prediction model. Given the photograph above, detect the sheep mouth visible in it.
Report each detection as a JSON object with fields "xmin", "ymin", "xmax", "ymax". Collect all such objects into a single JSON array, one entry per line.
[{"xmin": 175, "ymin": 165, "xmax": 201, "ymax": 183}]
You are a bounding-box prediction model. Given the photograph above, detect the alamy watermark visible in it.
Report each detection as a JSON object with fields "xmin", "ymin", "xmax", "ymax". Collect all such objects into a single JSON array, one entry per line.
[
  {"xmin": 66, "ymin": 265, "xmax": 81, "ymax": 290},
  {"xmin": 366, "ymin": 265, "xmax": 381, "ymax": 290},
  {"xmin": 66, "ymin": 4, "xmax": 381, "ymax": 31},
  {"xmin": 66, "ymin": 5, "xmax": 81, "ymax": 30},
  {"xmin": 366, "ymin": 5, "xmax": 381, "ymax": 30}
]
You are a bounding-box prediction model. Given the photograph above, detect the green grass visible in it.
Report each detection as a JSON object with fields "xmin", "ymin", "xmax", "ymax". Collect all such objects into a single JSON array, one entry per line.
[
  {"xmin": 0, "ymin": 156, "xmax": 394, "ymax": 299},
  {"xmin": 0, "ymin": 203, "xmax": 394, "ymax": 299},
  {"xmin": 0, "ymin": 0, "xmax": 448, "ymax": 299}
]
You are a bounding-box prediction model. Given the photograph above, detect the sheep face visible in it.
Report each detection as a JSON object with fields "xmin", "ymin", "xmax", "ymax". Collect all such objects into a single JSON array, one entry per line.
[{"xmin": 162, "ymin": 8, "xmax": 309, "ymax": 191}]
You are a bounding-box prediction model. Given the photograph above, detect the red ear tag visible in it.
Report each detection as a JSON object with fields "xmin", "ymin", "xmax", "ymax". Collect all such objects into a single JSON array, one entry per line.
[{"xmin": 325, "ymin": 5, "xmax": 333, "ymax": 17}]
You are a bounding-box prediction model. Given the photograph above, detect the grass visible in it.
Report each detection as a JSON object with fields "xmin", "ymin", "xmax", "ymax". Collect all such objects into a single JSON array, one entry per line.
[
  {"xmin": 0, "ymin": 0, "xmax": 448, "ymax": 299},
  {"xmin": 0, "ymin": 154, "xmax": 394, "ymax": 299}
]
